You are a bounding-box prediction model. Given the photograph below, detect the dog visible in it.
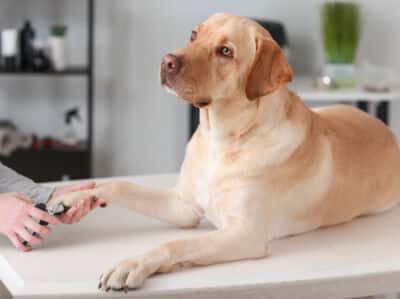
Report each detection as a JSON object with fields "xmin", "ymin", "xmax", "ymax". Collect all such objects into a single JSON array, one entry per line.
[{"xmin": 49, "ymin": 13, "xmax": 400, "ymax": 292}]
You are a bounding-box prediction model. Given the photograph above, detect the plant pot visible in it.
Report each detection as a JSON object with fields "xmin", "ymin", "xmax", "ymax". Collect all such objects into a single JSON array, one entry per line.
[
  {"xmin": 49, "ymin": 36, "xmax": 67, "ymax": 71},
  {"xmin": 321, "ymin": 2, "xmax": 360, "ymax": 88},
  {"xmin": 324, "ymin": 63, "xmax": 356, "ymax": 88}
]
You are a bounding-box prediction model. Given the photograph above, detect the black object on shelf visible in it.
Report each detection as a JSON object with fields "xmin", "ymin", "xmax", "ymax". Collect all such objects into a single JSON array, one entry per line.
[
  {"xmin": 253, "ymin": 19, "xmax": 289, "ymax": 49},
  {"xmin": 19, "ymin": 21, "xmax": 36, "ymax": 70},
  {"xmin": 356, "ymin": 101, "xmax": 369, "ymax": 113},
  {"xmin": 31, "ymin": 43, "xmax": 52, "ymax": 72},
  {"xmin": 0, "ymin": 66, "xmax": 89, "ymax": 75},
  {"xmin": 0, "ymin": 0, "xmax": 95, "ymax": 182},
  {"xmin": 3, "ymin": 57, "xmax": 17, "ymax": 71},
  {"xmin": 376, "ymin": 101, "xmax": 389, "ymax": 125}
]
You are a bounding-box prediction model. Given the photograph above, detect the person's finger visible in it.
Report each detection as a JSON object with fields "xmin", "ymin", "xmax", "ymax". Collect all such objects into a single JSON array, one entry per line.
[
  {"xmin": 75, "ymin": 181, "xmax": 96, "ymax": 190},
  {"xmin": 7, "ymin": 192, "xmax": 33, "ymax": 204},
  {"xmin": 59, "ymin": 206, "xmax": 79, "ymax": 224},
  {"xmin": 57, "ymin": 210, "xmax": 74, "ymax": 223},
  {"xmin": 100, "ymin": 198, "xmax": 107, "ymax": 207},
  {"xmin": 94, "ymin": 197, "xmax": 107, "ymax": 207},
  {"xmin": 24, "ymin": 218, "xmax": 51, "ymax": 237},
  {"xmin": 15, "ymin": 193, "xmax": 33, "ymax": 203},
  {"xmin": 81, "ymin": 198, "xmax": 92, "ymax": 216},
  {"xmin": 29, "ymin": 207, "xmax": 61, "ymax": 225},
  {"xmin": 67, "ymin": 205, "xmax": 78, "ymax": 215},
  {"xmin": 7, "ymin": 232, "xmax": 32, "ymax": 251},
  {"xmin": 67, "ymin": 198, "xmax": 92, "ymax": 223},
  {"xmin": 71, "ymin": 203, "xmax": 85, "ymax": 223},
  {"xmin": 58, "ymin": 215, "xmax": 73, "ymax": 224},
  {"xmin": 16, "ymin": 227, "xmax": 43, "ymax": 246},
  {"xmin": 90, "ymin": 198, "xmax": 102, "ymax": 210},
  {"xmin": 59, "ymin": 182, "xmax": 96, "ymax": 194}
]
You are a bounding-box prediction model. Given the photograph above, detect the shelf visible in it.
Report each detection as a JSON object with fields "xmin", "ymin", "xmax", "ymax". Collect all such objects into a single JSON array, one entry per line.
[
  {"xmin": 0, "ymin": 147, "xmax": 91, "ymax": 182},
  {"xmin": 290, "ymin": 76, "xmax": 400, "ymax": 102},
  {"xmin": 0, "ymin": 66, "xmax": 89, "ymax": 76},
  {"xmin": 0, "ymin": 0, "xmax": 95, "ymax": 181},
  {"xmin": 29, "ymin": 146, "xmax": 90, "ymax": 153}
]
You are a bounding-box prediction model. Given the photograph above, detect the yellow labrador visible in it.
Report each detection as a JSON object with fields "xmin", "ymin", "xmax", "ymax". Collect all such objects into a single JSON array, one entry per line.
[{"xmin": 49, "ymin": 13, "xmax": 400, "ymax": 291}]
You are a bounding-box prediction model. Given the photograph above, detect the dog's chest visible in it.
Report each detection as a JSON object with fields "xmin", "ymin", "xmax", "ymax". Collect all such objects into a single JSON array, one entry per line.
[
  {"xmin": 194, "ymin": 155, "xmax": 219, "ymax": 213},
  {"xmin": 191, "ymin": 147, "xmax": 241, "ymax": 226}
]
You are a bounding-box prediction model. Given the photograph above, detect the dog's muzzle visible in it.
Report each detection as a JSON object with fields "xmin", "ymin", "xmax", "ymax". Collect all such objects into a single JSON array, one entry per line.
[{"xmin": 160, "ymin": 53, "xmax": 182, "ymax": 88}]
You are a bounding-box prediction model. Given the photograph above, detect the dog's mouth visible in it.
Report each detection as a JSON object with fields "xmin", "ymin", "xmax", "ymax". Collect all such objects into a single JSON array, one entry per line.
[
  {"xmin": 193, "ymin": 100, "xmax": 211, "ymax": 108},
  {"xmin": 161, "ymin": 70, "xmax": 211, "ymax": 108},
  {"xmin": 160, "ymin": 71, "xmax": 172, "ymax": 88},
  {"xmin": 161, "ymin": 72, "xmax": 178, "ymax": 96},
  {"xmin": 163, "ymin": 84, "xmax": 178, "ymax": 96}
]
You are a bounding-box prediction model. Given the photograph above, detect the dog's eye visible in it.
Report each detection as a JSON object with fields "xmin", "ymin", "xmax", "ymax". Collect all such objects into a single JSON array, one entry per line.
[
  {"xmin": 218, "ymin": 46, "xmax": 233, "ymax": 58},
  {"xmin": 190, "ymin": 31, "xmax": 197, "ymax": 42}
]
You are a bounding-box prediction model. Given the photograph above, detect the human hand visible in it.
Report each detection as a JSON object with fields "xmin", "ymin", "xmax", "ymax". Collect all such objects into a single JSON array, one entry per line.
[
  {"xmin": 50, "ymin": 182, "xmax": 106, "ymax": 224},
  {"xmin": 0, "ymin": 193, "xmax": 61, "ymax": 251}
]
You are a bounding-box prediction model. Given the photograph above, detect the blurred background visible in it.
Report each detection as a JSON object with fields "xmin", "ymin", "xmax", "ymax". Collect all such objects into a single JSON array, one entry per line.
[{"xmin": 0, "ymin": 0, "xmax": 399, "ymax": 182}]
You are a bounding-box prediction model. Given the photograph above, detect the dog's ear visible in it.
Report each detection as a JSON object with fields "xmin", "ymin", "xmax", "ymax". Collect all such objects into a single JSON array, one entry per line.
[{"xmin": 245, "ymin": 37, "xmax": 292, "ymax": 100}]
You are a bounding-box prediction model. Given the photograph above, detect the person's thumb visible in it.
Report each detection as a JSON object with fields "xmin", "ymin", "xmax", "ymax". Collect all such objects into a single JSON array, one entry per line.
[
  {"xmin": 56, "ymin": 181, "xmax": 96, "ymax": 195},
  {"xmin": 14, "ymin": 193, "xmax": 33, "ymax": 204}
]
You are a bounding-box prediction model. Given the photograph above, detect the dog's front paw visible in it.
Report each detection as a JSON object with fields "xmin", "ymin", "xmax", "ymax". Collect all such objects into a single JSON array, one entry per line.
[
  {"xmin": 47, "ymin": 190, "xmax": 92, "ymax": 213},
  {"xmin": 98, "ymin": 258, "xmax": 149, "ymax": 292}
]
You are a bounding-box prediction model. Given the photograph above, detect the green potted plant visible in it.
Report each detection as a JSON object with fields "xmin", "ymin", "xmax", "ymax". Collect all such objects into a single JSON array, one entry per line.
[
  {"xmin": 49, "ymin": 24, "xmax": 68, "ymax": 71},
  {"xmin": 321, "ymin": 1, "xmax": 361, "ymax": 87}
]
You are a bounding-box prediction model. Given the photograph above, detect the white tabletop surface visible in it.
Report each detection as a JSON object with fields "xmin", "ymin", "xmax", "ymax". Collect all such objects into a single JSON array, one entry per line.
[
  {"xmin": 291, "ymin": 77, "xmax": 400, "ymax": 102},
  {"xmin": 1, "ymin": 173, "xmax": 400, "ymax": 299}
]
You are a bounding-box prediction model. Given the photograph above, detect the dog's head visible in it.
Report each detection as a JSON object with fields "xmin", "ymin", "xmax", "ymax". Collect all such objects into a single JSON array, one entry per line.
[{"xmin": 160, "ymin": 13, "xmax": 292, "ymax": 108}]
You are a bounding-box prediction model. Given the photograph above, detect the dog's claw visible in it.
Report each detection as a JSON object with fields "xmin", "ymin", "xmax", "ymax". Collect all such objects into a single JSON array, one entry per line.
[
  {"xmin": 122, "ymin": 285, "xmax": 129, "ymax": 293},
  {"xmin": 100, "ymin": 202, "xmax": 107, "ymax": 208},
  {"xmin": 97, "ymin": 282, "xmax": 102, "ymax": 289},
  {"xmin": 105, "ymin": 287, "xmax": 111, "ymax": 292}
]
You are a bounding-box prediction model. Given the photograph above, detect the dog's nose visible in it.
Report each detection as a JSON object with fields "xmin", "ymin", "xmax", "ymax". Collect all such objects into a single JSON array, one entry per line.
[{"xmin": 161, "ymin": 53, "xmax": 182, "ymax": 75}]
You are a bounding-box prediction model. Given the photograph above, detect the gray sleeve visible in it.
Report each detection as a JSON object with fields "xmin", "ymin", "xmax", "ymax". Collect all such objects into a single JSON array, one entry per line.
[{"xmin": 0, "ymin": 162, "xmax": 54, "ymax": 204}]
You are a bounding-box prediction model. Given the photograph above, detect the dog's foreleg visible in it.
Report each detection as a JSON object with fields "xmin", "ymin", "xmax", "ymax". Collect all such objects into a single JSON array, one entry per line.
[
  {"xmin": 98, "ymin": 222, "xmax": 269, "ymax": 290},
  {"xmin": 49, "ymin": 181, "xmax": 202, "ymax": 228}
]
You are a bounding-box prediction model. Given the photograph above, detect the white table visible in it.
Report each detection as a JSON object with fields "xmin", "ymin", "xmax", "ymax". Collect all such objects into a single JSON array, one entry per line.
[
  {"xmin": 290, "ymin": 77, "xmax": 400, "ymax": 125},
  {"xmin": 1, "ymin": 173, "xmax": 400, "ymax": 299},
  {"xmin": 291, "ymin": 77, "xmax": 400, "ymax": 102}
]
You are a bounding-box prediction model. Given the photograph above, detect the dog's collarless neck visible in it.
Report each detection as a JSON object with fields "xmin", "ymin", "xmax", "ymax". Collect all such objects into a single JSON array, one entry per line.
[{"xmin": 198, "ymin": 86, "xmax": 292, "ymax": 142}]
